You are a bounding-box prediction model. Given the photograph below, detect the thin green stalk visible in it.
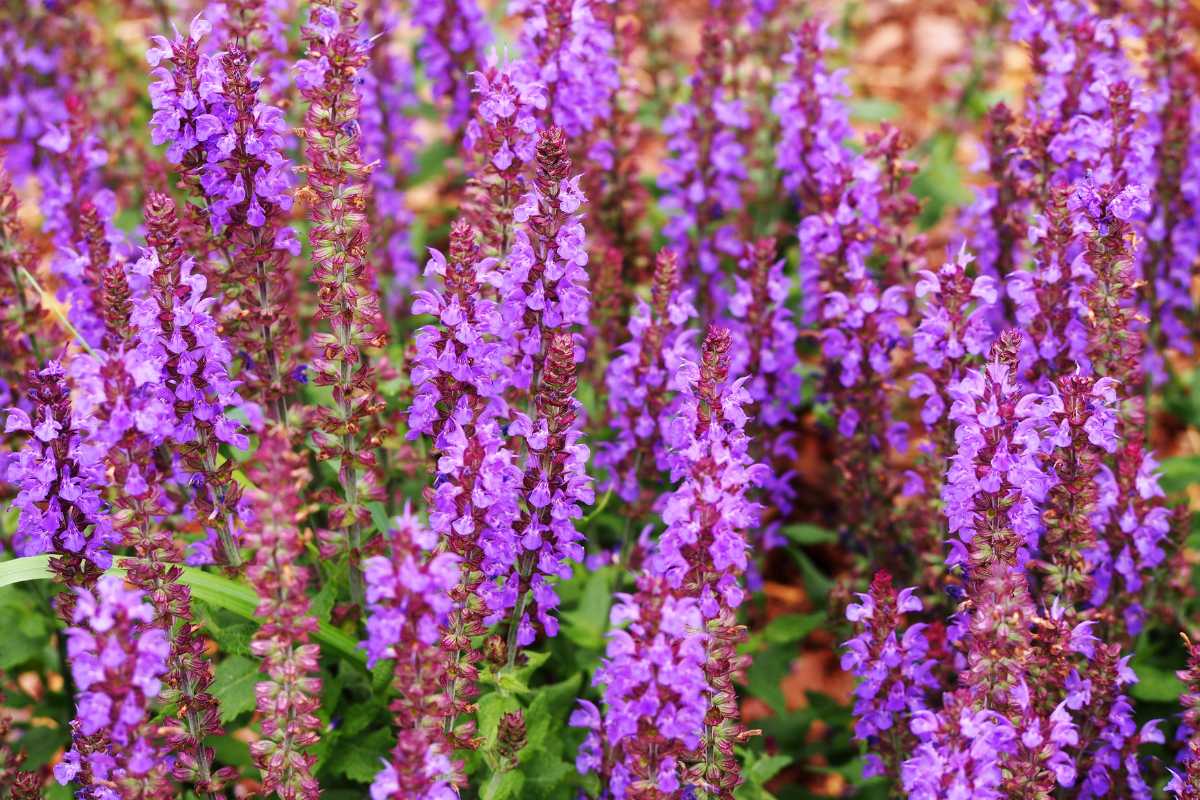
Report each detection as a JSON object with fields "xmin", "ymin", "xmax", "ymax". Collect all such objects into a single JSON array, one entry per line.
[{"xmin": 18, "ymin": 266, "xmax": 98, "ymax": 358}]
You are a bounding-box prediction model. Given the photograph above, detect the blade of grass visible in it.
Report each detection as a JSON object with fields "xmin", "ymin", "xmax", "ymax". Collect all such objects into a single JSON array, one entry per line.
[{"xmin": 0, "ymin": 555, "xmax": 365, "ymax": 666}]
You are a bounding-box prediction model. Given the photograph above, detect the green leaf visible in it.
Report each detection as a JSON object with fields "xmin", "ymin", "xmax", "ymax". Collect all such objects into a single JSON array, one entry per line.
[
  {"xmin": 561, "ymin": 567, "xmax": 615, "ymax": 650},
  {"xmin": 0, "ymin": 556, "xmax": 366, "ymax": 667},
  {"xmin": 477, "ymin": 691, "xmax": 522, "ymax": 746},
  {"xmin": 1131, "ymin": 661, "xmax": 1186, "ymax": 702},
  {"xmin": 196, "ymin": 618, "xmax": 255, "ymax": 657},
  {"xmin": 525, "ymin": 673, "xmax": 583, "ymax": 754},
  {"xmin": 1159, "ymin": 455, "xmax": 1200, "ymax": 494},
  {"xmin": 367, "ymin": 501, "xmax": 392, "ymax": 535},
  {"xmin": 781, "ymin": 524, "xmax": 837, "ymax": 546},
  {"xmin": 18, "ymin": 726, "xmax": 68, "ymax": 769},
  {"xmin": 0, "ymin": 555, "xmax": 52, "ymax": 588},
  {"xmin": 325, "ymin": 727, "xmax": 393, "ymax": 783},
  {"xmin": 789, "ymin": 549, "xmax": 833, "ymax": 601},
  {"xmin": 212, "ymin": 655, "xmax": 260, "ymax": 723},
  {"xmin": 749, "ymin": 753, "xmax": 792, "ymax": 784},
  {"xmin": 763, "ymin": 613, "xmax": 824, "ymax": 645},
  {"xmin": 735, "ymin": 751, "xmax": 793, "ymax": 799},
  {"xmin": 746, "ymin": 645, "xmax": 794, "ymax": 714},
  {"xmin": 849, "ymin": 98, "xmax": 901, "ymax": 122},
  {"xmin": 491, "ymin": 650, "xmax": 552, "ymax": 695},
  {"xmin": 481, "ymin": 770, "xmax": 525, "ymax": 800},
  {"xmin": 521, "ymin": 751, "xmax": 575, "ymax": 798},
  {"xmin": 0, "ymin": 584, "xmax": 52, "ymax": 669}
]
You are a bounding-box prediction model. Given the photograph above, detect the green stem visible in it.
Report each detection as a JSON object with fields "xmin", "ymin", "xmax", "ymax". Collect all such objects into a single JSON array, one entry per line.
[{"xmin": 19, "ymin": 266, "xmax": 98, "ymax": 358}]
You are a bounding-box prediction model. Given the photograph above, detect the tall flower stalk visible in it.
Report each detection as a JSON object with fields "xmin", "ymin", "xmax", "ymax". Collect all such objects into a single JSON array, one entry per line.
[{"xmin": 297, "ymin": 0, "xmax": 387, "ymax": 604}]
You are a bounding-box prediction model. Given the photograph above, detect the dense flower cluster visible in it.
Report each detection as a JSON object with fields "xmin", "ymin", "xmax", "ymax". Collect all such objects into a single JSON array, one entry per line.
[
  {"xmin": 597, "ymin": 248, "xmax": 697, "ymax": 505},
  {"xmin": 577, "ymin": 327, "xmax": 762, "ymax": 797},
  {"xmin": 6, "ymin": 361, "xmax": 117, "ymax": 603},
  {"xmin": 362, "ymin": 509, "xmax": 463, "ymax": 799},
  {"xmin": 841, "ymin": 571, "xmax": 937, "ymax": 778},
  {"xmin": 54, "ymin": 576, "xmax": 170, "ymax": 797}
]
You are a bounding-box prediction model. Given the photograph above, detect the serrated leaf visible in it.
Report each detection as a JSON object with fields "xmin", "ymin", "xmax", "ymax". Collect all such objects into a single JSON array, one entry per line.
[
  {"xmin": 212, "ymin": 655, "xmax": 260, "ymax": 723},
  {"xmin": 341, "ymin": 700, "xmax": 383, "ymax": 737},
  {"xmin": 480, "ymin": 770, "xmax": 525, "ymax": 800},
  {"xmin": 491, "ymin": 650, "xmax": 551, "ymax": 694},
  {"xmin": 763, "ymin": 613, "xmax": 824, "ymax": 645},
  {"xmin": 311, "ymin": 577, "xmax": 337, "ymax": 625},
  {"xmin": 561, "ymin": 568, "xmax": 615, "ymax": 650},
  {"xmin": 326, "ymin": 727, "xmax": 393, "ymax": 783},
  {"xmin": 781, "ymin": 524, "xmax": 837, "ymax": 545},
  {"xmin": 202, "ymin": 619, "xmax": 256, "ymax": 658},
  {"xmin": 477, "ymin": 691, "xmax": 521, "ymax": 746},
  {"xmin": 521, "ymin": 751, "xmax": 575, "ymax": 798},
  {"xmin": 525, "ymin": 673, "xmax": 583, "ymax": 754},
  {"xmin": 371, "ymin": 659, "xmax": 394, "ymax": 693},
  {"xmin": 748, "ymin": 754, "xmax": 792, "ymax": 784}
]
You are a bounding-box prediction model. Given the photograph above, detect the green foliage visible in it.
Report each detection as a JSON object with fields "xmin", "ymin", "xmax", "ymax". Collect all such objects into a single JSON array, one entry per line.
[{"xmin": 211, "ymin": 655, "xmax": 259, "ymax": 723}]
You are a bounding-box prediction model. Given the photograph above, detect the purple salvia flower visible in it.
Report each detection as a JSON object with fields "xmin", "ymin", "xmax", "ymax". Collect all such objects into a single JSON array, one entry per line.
[
  {"xmin": 361, "ymin": 506, "xmax": 460, "ymax": 669},
  {"xmin": 841, "ymin": 571, "xmax": 937, "ymax": 781},
  {"xmin": 1133, "ymin": 8, "xmax": 1199, "ymax": 373},
  {"xmin": 412, "ymin": 0, "xmax": 492, "ymax": 130},
  {"xmin": 1075, "ymin": 178, "xmax": 1173, "ymax": 636},
  {"xmin": 406, "ymin": 219, "xmax": 524, "ymax": 638},
  {"xmin": 957, "ymin": 567, "xmax": 1082, "ymax": 795},
  {"xmin": 513, "ymin": 0, "xmax": 620, "ymax": 140},
  {"xmin": 53, "ymin": 576, "xmax": 171, "ymax": 796},
  {"xmin": 146, "ymin": 15, "xmax": 226, "ymax": 165},
  {"xmin": 1010, "ymin": 0, "xmax": 1154, "ymax": 187},
  {"xmin": 577, "ymin": 577, "xmax": 710, "ymax": 797},
  {"xmin": 1007, "ymin": 183, "xmax": 1091, "ymax": 379},
  {"xmin": 652, "ymin": 326, "xmax": 764, "ymax": 618},
  {"xmin": 502, "ymin": 331, "xmax": 593, "ymax": 655},
  {"xmin": 1077, "ymin": 646, "xmax": 1163, "ymax": 799},
  {"xmin": 596, "ymin": 248, "xmax": 697, "ymax": 504},
  {"xmin": 771, "ymin": 21, "xmax": 854, "ymax": 208},
  {"xmin": 361, "ymin": 9, "xmax": 422, "ymax": 306},
  {"xmin": 187, "ymin": 45, "xmax": 295, "ymax": 236},
  {"xmin": 942, "ymin": 331, "xmax": 1050, "ymax": 570},
  {"xmin": 775, "ymin": 21, "xmax": 918, "ymax": 555},
  {"xmin": 902, "ymin": 692, "xmax": 1016, "ymax": 800},
  {"xmin": 298, "ymin": 0, "xmax": 390, "ymax": 603},
  {"xmin": 499, "ymin": 126, "xmax": 590, "ymax": 392},
  {"xmin": 36, "ymin": 94, "xmax": 123, "ymax": 349},
  {"xmin": 132, "ymin": 191, "xmax": 253, "ymax": 567},
  {"xmin": 0, "ymin": 21, "xmax": 69, "ymax": 181},
  {"xmin": 1028, "ymin": 373, "xmax": 1120, "ymax": 605},
  {"xmin": 5, "ymin": 360, "xmax": 118, "ymax": 609},
  {"xmin": 576, "ymin": 329, "xmax": 765, "ymax": 795},
  {"xmin": 1168, "ymin": 635, "xmax": 1200, "ymax": 797},
  {"xmin": 408, "ymin": 220, "xmax": 511, "ymax": 439},
  {"xmin": 658, "ymin": 21, "xmax": 750, "ymax": 301},
  {"xmin": 728, "ymin": 237, "xmax": 801, "ymax": 518},
  {"xmin": 244, "ymin": 433, "xmax": 322, "ymax": 800},
  {"xmin": 362, "ymin": 507, "xmax": 466, "ymax": 799},
  {"xmin": 904, "ymin": 246, "xmax": 1000, "ymax": 566},
  {"xmin": 464, "ymin": 54, "xmax": 548, "ymax": 255}
]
